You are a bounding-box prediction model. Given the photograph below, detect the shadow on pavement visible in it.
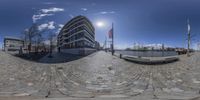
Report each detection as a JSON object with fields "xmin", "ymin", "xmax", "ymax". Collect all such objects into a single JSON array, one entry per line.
[
  {"xmin": 38, "ymin": 52, "xmax": 86, "ymax": 64},
  {"xmin": 13, "ymin": 51, "xmax": 94, "ymax": 64},
  {"xmin": 14, "ymin": 52, "xmax": 49, "ymax": 62}
]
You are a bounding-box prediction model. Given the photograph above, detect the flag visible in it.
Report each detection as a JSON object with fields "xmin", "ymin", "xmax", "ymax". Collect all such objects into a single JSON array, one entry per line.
[{"xmin": 108, "ymin": 28, "xmax": 113, "ymax": 39}]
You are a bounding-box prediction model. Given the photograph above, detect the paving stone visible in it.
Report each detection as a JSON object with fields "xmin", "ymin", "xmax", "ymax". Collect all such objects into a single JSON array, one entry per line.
[{"xmin": 1, "ymin": 51, "xmax": 200, "ymax": 99}]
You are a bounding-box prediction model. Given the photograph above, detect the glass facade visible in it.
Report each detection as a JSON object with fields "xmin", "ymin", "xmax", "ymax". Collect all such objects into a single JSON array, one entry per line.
[{"xmin": 58, "ymin": 16, "xmax": 95, "ymax": 49}]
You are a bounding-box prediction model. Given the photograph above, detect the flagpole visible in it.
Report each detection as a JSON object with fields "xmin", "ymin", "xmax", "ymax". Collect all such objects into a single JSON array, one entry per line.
[
  {"xmin": 112, "ymin": 23, "xmax": 114, "ymax": 55},
  {"xmin": 105, "ymin": 36, "xmax": 107, "ymax": 52},
  {"xmin": 187, "ymin": 18, "xmax": 191, "ymax": 57}
]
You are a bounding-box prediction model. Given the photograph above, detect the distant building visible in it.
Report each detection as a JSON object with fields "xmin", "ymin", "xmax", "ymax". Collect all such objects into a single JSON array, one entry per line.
[
  {"xmin": 4, "ymin": 36, "xmax": 24, "ymax": 52},
  {"xmin": 94, "ymin": 41, "xmax": 100, "ymax": 50},
  {"xmin": 175, "ymin": 47, "xmax": 187, "ymax": 55},
  {"xmin": 166, "ymin": 47, "xmax": 175, "ymax": 51},
  {"xmin": 57, "ymin": 15, "xmax": 96, "ymax": 55}
]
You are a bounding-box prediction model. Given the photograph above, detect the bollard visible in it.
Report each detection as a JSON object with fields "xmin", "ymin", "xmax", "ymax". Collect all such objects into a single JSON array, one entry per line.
[{"xmin": 120, "ymin": 54, "xmax": 122, "ymax": 59}]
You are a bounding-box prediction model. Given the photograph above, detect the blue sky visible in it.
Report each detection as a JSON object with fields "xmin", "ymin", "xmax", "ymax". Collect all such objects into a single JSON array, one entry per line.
[{"xmin": 0, "ymin": 0, "xmax": 200, "ymax": 49}]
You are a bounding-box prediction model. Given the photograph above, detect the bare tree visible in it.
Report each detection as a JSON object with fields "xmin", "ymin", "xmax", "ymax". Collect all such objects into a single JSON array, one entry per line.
[
  {"xmin": 34, "ymin": 32, "xmax": 45, "ymax": 53},
  {"xmin": 48, "ymin": 32, "xmax": 56, "ymax": 58},
  {"xmin": 22, "ymin": 23, "xmax": 48, "ymax": 54},
  {"xmin": 21, "ymin": 28, "xmax": 30, "ymax": 53},
  {"xmin": 26, "ymin": 24, "xmax": 39, "ymax": 54}
]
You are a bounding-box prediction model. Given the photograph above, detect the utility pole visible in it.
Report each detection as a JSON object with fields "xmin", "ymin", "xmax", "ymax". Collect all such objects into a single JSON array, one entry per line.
[{"xmin": 187, "ymin": 18, "xmax": 191, "ymax": 57}]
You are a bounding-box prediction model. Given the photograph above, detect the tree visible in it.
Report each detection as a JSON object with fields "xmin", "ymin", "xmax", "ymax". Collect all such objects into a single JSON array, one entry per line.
[
  {"xmin": 34, "ymin": 33, "xmax": 44, "ymax": 53},
  {"xmin": 22, "ymin": 23, "xmax": 48, "ymax": 54},
  {"xmin": 21, "ymin": 29, "xmax": 28, "ymax": 53},
  {"xmin": 48, "ymin": 32, "xmax": 56, "ymax": 58},
  {"xmin": 26, "ymin": 24, "xmax": 39, "ymax": 54}
]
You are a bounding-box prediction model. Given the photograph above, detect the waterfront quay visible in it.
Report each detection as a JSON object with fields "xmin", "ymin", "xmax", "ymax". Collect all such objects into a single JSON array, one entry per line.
[{"xmin": 1, "ymin": 51, "xmax": 200, "ymax": 100}]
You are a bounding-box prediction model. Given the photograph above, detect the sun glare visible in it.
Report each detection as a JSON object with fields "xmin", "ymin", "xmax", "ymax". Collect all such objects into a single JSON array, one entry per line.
[{"xmin": 96, "ymin": 21, "xmax": 105, "ymax": 27}]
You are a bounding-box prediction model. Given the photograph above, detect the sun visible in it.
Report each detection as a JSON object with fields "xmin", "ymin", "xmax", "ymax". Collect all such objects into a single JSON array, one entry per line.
[{"xmin": 96, "ymin": 21, "xmax": 105, "ymax": 27}]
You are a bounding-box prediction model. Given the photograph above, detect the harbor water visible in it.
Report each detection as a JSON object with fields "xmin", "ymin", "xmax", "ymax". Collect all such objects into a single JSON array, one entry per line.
[{"xmin": 115, "ymin": 50, "xmax": 178, "ymax": 57}]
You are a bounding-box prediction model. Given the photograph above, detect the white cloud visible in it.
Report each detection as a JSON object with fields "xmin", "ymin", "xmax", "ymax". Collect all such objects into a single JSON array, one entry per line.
[
  {"xmin": 32, "ymin": 7, "xmax": 64, "ymax": 23},
  {"xmin": 55, "ymin": 24, "xmax": 64, "ymax": 34},
  {"xmin": 81, "ymin": 8, "xmax": 88, "ymax": 11},
  {"xmin": 32, "ymin": 14, "xmax": 54, "ymax": 23},
  {"xmin": 48, "ymin": 21, "xmax": 56, "ymax": 29},
  {"xmin": 59, "ymin": 24, "xmax": 64, "ymax": 28},
  {"xmin": 38, "ymin": 23, "xmax": 49, "ymax": 31},
  {"xmin": 41, "ymin": 7, "xmax": 64, "ymax": 13},
  {"xmin": 99, "ymin": 11, "xmax": 115, "ymax": 15},
  {"xmin": 38, "ymin": 21, "xmax": 56, "ymax": 31},
  {"xmin": 43, "ymin": 2, "xmax": 56, "ymax": 5},
  {"xmin": 69, "ymin": 14, "xmax": 74, "ymax": 18},
  {"xmin": 100, "ymin": 12, "xmax": 107, "ymax": 14}
]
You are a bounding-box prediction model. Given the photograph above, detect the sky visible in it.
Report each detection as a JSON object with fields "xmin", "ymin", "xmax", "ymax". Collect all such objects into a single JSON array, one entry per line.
[{"xmin": 0, "ymin": 0, "xmax": 200, "ymax": 49}]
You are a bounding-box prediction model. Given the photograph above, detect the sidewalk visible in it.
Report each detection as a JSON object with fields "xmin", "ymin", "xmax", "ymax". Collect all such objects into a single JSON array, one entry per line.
[{"xmin": 1, "ymin": 51, "xmax": 200, "ymax": 99}]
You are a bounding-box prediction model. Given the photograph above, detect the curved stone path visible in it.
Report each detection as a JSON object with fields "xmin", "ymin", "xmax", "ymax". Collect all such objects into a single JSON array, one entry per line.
[{"xmin": 0, "ymin": 51, "xmax": 200, "ymax": 99}]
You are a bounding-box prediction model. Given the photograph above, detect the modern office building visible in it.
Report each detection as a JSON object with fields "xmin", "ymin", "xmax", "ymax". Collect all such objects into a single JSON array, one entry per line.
[
  {"xmin": 4, "ymin": 36, "xmax": 24, "ymax": 52},
  {"xmin": 57, "ymin": 15, "xmax": 96, "ymax": 55}
]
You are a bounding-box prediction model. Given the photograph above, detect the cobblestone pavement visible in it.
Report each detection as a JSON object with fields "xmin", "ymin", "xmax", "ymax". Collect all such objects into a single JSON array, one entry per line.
[{"xmin": 0, "ymin": 51, "xmax": 200, "ymax": 99}]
